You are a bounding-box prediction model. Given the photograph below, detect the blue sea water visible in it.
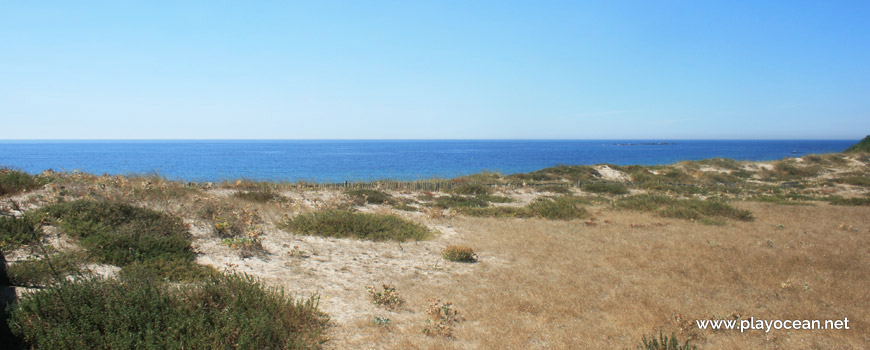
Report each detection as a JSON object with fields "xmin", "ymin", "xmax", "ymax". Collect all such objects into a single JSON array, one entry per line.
[{"xmin": 0, "ymin": 140, "xmax": 856, "ymax": 183}]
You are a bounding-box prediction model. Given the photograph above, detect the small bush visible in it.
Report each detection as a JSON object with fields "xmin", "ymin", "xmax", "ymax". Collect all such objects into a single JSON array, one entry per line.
[
  {"xmin": 751, "ymin": 194, "xmax": 813, "ymax": 206},
  {"xmin": 638, "ymin": 332, "xmax": 696, "ymax": 350},
  {"xmin": 692, "ymin": 157, "xmax": 742, "ymax": 170},
  {"xmin": 37, "ymin": 200, "xmax": 204, "ymax": 281},
  {"xmin": 0, "ymin": 215, "xmax": 41, "ymax": 250},
  {"xmin": 827, "ymin": 196, "xmax": 870, "ymax": 206},
  {"xmin": 832, "ymin": 175, "xmax": 870, "ymax": 187},
  {"xmin": 432, "ymin": 195, "xmax": 489, "ymax": 209},
  {"xmin": 527, "ymin": 196, "xmax": 589, "ymax": 220},
  {"xmin": 9, "ymin": 273, "xmax": 328, "ymax": 349},
  {"xmin": 617, "ymin": 194, "xmax": 754, "ymax": 222},
  {"xmin": 449, "ymin": 184, "xmax": 492, "ymax": 196},
  {"xmin": 120, "ymin": 259, "xmax": 217, "ymax": 282},
  {"xmin": 221, "ymin": 236, "xmax": 267, "ymax": 258},
  {"xmin": 281, "ymin": 210, "xmax": 430, "ymax": 241},
  {"xmin": 346, "ymin": 189, "xmax": 393, "ymax": 205},
  {"xmin": 764, "ymin": 162, "xmax": 823, "ymax": 180},
  {"xmin": 442, "ymin": 245, "xmax": 477, "ymax": 263},
  {"xmin": 422, "ymin": 299, "xmax": 464, "ymax": 338},
  {"xmin": 6, "ymin": 250, "xmax": 87, "ymax": 287},
  {"xmin": 537, "ymin": 185, "xmax": 571, "ymax": 194},
  {"xmin": 0, "ymin": 169, "xmax": 44, "ymax": 196},
  {"xmin": 582, "ymin": 182, "xmax": 630, "ymax": 195},
  {"xmin": 232, "ymin": 188, "xmax": 287, "ymax": 203},
  {"xmin": 39, "ymin": 201, "xmax": 193, "ymax": 266},
  {"xmin": 510, "ymin": 165, "xmax": 601, "ymax": 182},
  {"xmin": 456, "ymin": 206, "xmax": 531, "ymax": 218},
  {"xmin": 366, "ymin": 284, "xmax": 404, "ymax": 310}
]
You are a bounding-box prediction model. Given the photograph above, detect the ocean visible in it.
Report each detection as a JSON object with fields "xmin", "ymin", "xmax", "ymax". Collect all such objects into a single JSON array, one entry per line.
[{"xmin": 0, "ymin": 140, "xmax": 856, "ymax": 183}]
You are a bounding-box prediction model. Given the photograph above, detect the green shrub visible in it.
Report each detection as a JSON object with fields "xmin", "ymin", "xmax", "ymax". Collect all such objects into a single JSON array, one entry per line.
[
  {"xmin": 617, "ymin": 194, "xmax": 754, "ymax": 222},
  {"xmin": 692, "ymin": 157, "xmax": 742, "ymax": 170},
  {"xmin": 441, "ymin": 245, "xmax": 477, "ymax": 263},
  {"xmin": 527, "ymin": 196, "xmax": 589, "ymax": 220},
  {"xmin": 537, "ymin": 185, "xmax": 572, "ymax": 194},
  {"xmin": 366, "ymin": 284, "xmax": 404, "ymax": 309},
  {"xmin": 39, "ymin": 201, "xmax": 193, "ymax": 266},
  {"xmin": 456, "ymin": 206, "xmax": 531, "ymax": 218},
  {"xmin": 751, "ymin": 194, "xmax": 813, "ymax": 206},
  {"xmin": 844, "ymin": 135, "xmax": 870, "ymax": 153},
  {"xmin": 432, "ymin": 195, "xmax": 489, "ymax": 209},
  {"xmin": 638, "ymin": 332, "xmax": 696, "ymax": 350},
  {"xmin": 346, "ymin": 189, "xmax": 393, "ymax": 205},
  {"xmin": 9, "ymin": 273, "xmax": 328, "ymax": 349},
  {"xmin": 832, "ymin": 175, "xmax": 870, "ymax": 187},
  {"xmin": 232, "ymin": 188, "xmax": 287, "ymax": 203},
  {"xmin": 509, "ymin": 165, "xmax": 601, "ymax": 183},
  {"xmin": 827, "ymin": 196, "xmax": 870, "ymax": 206},
  {"xmin": 449, "ymin": 184, "xmax": 492, "ymax": 196},
  {"xmin": 37, "ymin": 200, "xmax": 204, "ymax": 281},
  {"xmin": 765, "ymin": 162, "xmax": 823, "ymax": 180},
  {"xmin": 281, "ymin": 210, "xmax": 430, "ymax": 241},
  {"xmin": 6, "ymin": 251, "xmax": 87, "ymax": 287},
  {"xmin": 0, "ymin": 169, "xmax": 43, "ymax": 196},
  {"xmin": 120, "ymin": 259, "xmax": 217, "ymax": 283},
  {"xmin": 582, "ymin": 182, "xmax": 630, "ymax": 195},
  {"xmin": 0, "ymin": 215, "xmax": 41, "ymax": 250}
]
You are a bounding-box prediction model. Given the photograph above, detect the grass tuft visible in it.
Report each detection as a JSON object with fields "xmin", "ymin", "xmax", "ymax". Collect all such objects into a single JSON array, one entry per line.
[
  {"xmin": 527, "ymin": 196, "xmax": 589, "ymax": 220},
  {"xmin": 638, "ymin": 332, "xmax": 696, "ymax": 350},
  {"xmin": 0, "ymin": 215, "xmax": 41, "ymax": 251},
  {"xmin": 0, "ymin": 169, "xmax": 45, "ymax": 196},
  {"xmin": 441, "ymin": 245, "xmax": 477, "ymax": 263},
  {"xmin": 232, "ymin": 187, "xmax": 288, "ymax": 203},
  {"xmin": 618, "ymin": 194, "xmax": 754, "ymax": 222},
  {"xmin": 281, "ymin": 210, "xmax": 430, "ymax": 241},
  {"xmin": 582, "ymin": 182, "xmax": 630, "ymax": 195},
  {"xmin": 346, "ymin": 189, "xmax": 394, "ymax": 205}
]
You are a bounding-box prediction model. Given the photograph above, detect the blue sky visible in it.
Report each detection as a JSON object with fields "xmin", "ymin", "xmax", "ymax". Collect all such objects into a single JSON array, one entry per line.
[{"xmin": 1, "ymin": 1, "xmax": 868, "ymax": 139}]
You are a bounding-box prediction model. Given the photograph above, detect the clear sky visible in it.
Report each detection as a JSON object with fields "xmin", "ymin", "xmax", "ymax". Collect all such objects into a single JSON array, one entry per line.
[{"xmin": 1, "ymin": 1, "xmax": 868, "ymax": 139}]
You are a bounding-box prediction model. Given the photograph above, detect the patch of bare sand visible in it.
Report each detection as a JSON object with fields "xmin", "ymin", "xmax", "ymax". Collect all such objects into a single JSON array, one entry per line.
[
  {"xmin": 191, "ymin": 216, "xmax": 502, "ymax": 338},
  {"xmin": 594, "ymin": 165, "xmax": 631, "ymax": 182}
]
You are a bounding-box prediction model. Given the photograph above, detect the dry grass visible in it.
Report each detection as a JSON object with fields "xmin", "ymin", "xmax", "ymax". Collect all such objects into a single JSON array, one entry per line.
[{"xmin": 329, "ymin": 203, "xmax": 869, "ymax": 349}]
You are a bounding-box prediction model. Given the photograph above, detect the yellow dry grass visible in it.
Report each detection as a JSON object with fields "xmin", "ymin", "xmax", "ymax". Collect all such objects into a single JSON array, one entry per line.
[{"xmin": 329, "ymin": 202, "xmax": 869, "ymax": 349}]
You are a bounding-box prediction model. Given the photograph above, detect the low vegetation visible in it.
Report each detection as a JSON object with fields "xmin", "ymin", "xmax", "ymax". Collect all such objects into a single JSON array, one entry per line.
[
  {"xmin": 232, "ymin": 187, "xmax": 287, "ymax": 203},
  {"xmin": 844, "ymin": 135, "xmax": 870, "ymax": 153},
  {"xmin": 366, "ymin": 284, "xmax": 404, "ymax": 310},
  {"xmin": 281, "ymin": 210, "xmax": 431, "ymax": 241},
  {"xmin": 618, "ymin": 194, "xmax": 754, "ymax": 223},
  {"xmin": 582, "ymin": 181, "xmax": 630, "ymax": 195},
  {"xmin": 9, "ymin": 273, "xmax": 328, "ymax": 349},
  {"xmin": 0, "ymin": 215, "xmax": 41, "ymax": 250},
  {"xmin": 0, "ymin": 169, "xmax": 45, "ymax": 196},
  {"xmin": 528, "ymin": 196, "xmax": 590, "ymax": 220},
  {"xmin": 457, "ymin": 195, "xmax": 590, "ymax": 220},
  {"xmin": 37, "ymin": 200, "xmax": 213, "ymax": 281},
  {"xmin": 346, "ymin": 189, "xmax": 394, "ymax": 205},
  {"xmin": 638, "ymin": 332, "xmax": 696, "ymax": 350},
  {"xmin": 441, "ymin": 245, "xmax": 477, "ymax": 262},
  {"xmin": 422, "ymin": 298, "xmax": 464, "ymax": 338},
  {"xmin": 6, "ymin": 250, "xmax": 87, "ymax": 287}
]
